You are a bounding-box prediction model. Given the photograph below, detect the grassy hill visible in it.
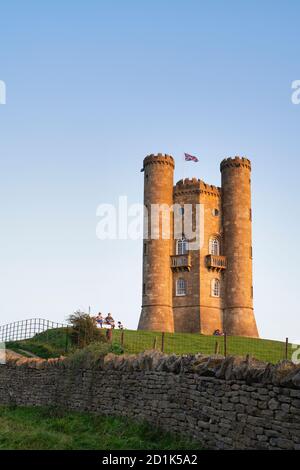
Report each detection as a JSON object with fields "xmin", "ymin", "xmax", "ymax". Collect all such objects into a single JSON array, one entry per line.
[
  {"xmin": 113, "ymin": 329, "xmax": 293, "ymax": 364},
  {"xmin": 7, "ymin": 328, "xmax": 70, "ymax": 359},
  {"xmin": 0, "ymin": 406, "xmax": 199, "ymax": 450},
  {"xmin": 7, "ymin": 326, "xmax": 295, "ymax": 364}
]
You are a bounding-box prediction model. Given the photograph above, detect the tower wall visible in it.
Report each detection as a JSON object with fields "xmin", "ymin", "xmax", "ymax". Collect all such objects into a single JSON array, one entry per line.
[
  {"xmin": 172, "ymin": 179, "xmax": 223, "ymax": 334},
  {"xmin": 221, "ymin": 157, "xmax": 259, "ymax": 337},
  {"xmin": 198, "ymin": 182, "xmax": 223, "ymax": 335},
  {"xmin": 173, "ymin": 179, "xmax": 201, "ymax": 333},
  {"xmin": 138, "ymin": 154, "xmax": 174, "ymax": 332}
]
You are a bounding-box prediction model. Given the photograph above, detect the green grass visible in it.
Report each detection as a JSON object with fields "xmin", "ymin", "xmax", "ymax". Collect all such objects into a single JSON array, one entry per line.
[
  {"xmin": 0, "ymin": 406, "xmax": 200, "ymax": 450},
  {"xmin": 7, "ymin": 326, "xmax": 297, "ymax": 364},
  {"xmin": 7, "ymin": 328, "xmax": 72, "ymax": 359},
  {"xmin": 111, "ymin": 329, "xmax": 295, "ymax": 364}
]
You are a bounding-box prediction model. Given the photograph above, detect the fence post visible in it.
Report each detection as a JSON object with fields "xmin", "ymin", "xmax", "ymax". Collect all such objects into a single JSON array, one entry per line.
[
  {"xmin": 106, "ymin": 328, "xmax": 113, "ymax": 343},
  {"xmin": 65, "ymin": 327, "xmax": 69, "ymax": 353},
  {"xmin": 153, "ymin": 336, "xmax": 157, "ymax": 350},
  {"xmin": 83, "ymin": 322, "xmax": 88, "ymax": 348},
  {"xmin": 224, "ymin": 333, "xmax": 227, "ymax": 357},
  {"xmin": 161, "ymin": 332, "xmax": 165, "ymax": 353},
  {"xmin": 65, "ymin": 327, "xmax": 69, "ymax": 352},
  {"xmin": 285, "ymin": 337, "xmax": 289, "ymax": 361}
]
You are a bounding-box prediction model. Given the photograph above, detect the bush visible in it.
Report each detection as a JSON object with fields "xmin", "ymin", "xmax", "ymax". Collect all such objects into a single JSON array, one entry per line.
[
  {"xmin": 66, "ymin": 341, "xmax": 112, "ymax": 368},
  {"xmin": 68, "ymin": 311, "xmax": 105, "ymax": 348},
  {"xmin": 66, "ymin": 339, "xmax": 125, "ymax": 368},
  {"xmin": 111, "ymin": 342, "xmax": 124, "ymax": 355}
]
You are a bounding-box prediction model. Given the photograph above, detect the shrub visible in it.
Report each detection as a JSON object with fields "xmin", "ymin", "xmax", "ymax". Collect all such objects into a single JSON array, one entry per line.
[
  {"xmin": 68, "ymin": 310, "xmax": 105, "ymax": 348},
  {"xmin": 66, "ymin": 339, "xmax": 125, "ymax": 368},
  {"xmin": 66, "ymin": 341, "xmax": 112, "ymax": 368},
  {"xmin": 111, "ymin": 342, "xmax": 124, "ymax": 355}
]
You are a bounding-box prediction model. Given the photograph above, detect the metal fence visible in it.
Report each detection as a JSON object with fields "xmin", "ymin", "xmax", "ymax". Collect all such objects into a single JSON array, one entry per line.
[
  {"xmin": 0, "ymin": 318, "xmax": 67, "ymax": 342},
  {"xmin": 1, "ymin": 318, "xmax": 299, "ymax": 365},
  {"xmin": 108, "ymin": 329, "xmax": 299, "ymax": 365}
]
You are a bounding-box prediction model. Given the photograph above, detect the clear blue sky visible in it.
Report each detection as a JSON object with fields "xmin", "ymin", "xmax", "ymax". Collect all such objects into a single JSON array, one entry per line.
[{"xmin": 0, "ymin": 0, "xmax": 299, "ymax": 341}]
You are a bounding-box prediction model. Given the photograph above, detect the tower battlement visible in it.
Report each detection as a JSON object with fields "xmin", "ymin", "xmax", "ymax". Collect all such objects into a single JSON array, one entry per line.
[
  {"xmin": 143, "ymin": 153, "xmax": 175, "ymax": 170},
  {"xmin": 220, "ymin": 156, "xmax": 251, "ymax": 171},
  {"xmin": 174, "ymin": 178, "xmax": 221, "ymax": 197}
]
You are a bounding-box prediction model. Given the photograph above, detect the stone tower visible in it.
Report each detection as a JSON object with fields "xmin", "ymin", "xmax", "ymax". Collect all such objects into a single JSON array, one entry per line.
[
  {"xmin": 138, "ymin": 154, "xmax": 174, "ymax": 332},
  {"xmin": 221, "ymin": 157, "xmax": 258, "ymax": 337},
  {"xmin": 138, "ymin": 153, "xmax": 259, "ymax": 338}
]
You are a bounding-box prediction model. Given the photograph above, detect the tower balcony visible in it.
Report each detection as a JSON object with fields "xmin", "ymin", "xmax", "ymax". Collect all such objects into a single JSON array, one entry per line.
[
  {"xmin": 171, "ymin": 254, "xmax": 191, "ymax": 272},
  {"xmin": 206, "ymin": 254, "xmax": 227, "ymax": 271}
]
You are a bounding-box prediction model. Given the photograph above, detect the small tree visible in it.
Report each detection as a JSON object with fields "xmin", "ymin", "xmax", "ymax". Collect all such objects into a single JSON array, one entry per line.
[{"xmin": 68, "ymin": 310, "xmax": 105, "ymax": 348}]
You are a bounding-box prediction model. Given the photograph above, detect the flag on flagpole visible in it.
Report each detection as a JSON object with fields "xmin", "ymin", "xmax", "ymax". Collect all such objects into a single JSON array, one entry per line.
[{"xmin": 184, "ymin": 153, "xmax": 199, "ymax": 162}]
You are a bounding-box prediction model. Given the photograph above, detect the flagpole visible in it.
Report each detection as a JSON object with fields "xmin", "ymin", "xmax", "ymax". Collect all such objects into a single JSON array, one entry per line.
[{"xmin": 182, "ymin": 153, "xmax": 185, "ymax": 181}]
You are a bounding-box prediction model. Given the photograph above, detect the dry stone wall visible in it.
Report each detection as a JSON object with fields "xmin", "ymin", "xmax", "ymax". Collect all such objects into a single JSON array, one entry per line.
[{"xmin": 1, "ymin": 352, "xmax": 300, "ymax": 450}]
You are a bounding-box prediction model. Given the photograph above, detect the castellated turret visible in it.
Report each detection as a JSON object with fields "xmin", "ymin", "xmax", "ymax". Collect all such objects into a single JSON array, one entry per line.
[
  {"xmin": 138, "ymin": 153, "xmax": 259, "ymax": 338},
  {"xmin": 221, "ymin": 157, "xmax": 258, "ymax": 337},
  {"xmin": 138, "ymin": 154, "xmax": 175, "ymax": 332}
]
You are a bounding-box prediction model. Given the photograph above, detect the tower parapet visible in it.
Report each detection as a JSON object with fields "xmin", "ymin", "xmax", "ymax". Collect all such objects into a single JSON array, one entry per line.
[
  {"xmin": 174, "ymin": 179, "xmax": 221, "ymax": 198},
  {"xmin": 221, "ymin": 156, "xmax": 258, "ymax": 337},
  {"xmin": 220, "ymin": 156, "xmax": 251, "ymax": 171},
  {"xmin": 143, "ymin": 153, "xmax": 175, "ymax": 170}
]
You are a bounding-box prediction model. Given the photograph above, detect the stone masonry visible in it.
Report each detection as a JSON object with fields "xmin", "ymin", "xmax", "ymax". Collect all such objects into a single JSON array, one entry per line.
[
  {"xmin": 1, "ymin": 352, "xmax": 300, "ymax": 450},
  {"xmin": 138, "ymin": 154, "xmax": 258, "ymax": 337}
]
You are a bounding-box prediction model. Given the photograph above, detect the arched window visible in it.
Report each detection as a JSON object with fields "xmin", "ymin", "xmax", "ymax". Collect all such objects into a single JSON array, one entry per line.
[
  {"xmin": 209, "ymin": 236, "xmax": 220, "ymax": 256},
  {"xmin": 211, "ymin": 279, "xmax": 221, "ymax": 297},
  {"xmin": 177, "ymin": 237, "xmax": 188, "ymax": 255},
  {"xmin": 176, "ymin": 278, "xmax": 187, "ymax": 296}
]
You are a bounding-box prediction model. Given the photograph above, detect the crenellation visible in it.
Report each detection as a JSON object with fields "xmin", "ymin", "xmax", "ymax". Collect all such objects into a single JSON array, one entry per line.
[
  {"xmin": 174, "ymin": 179, "xmax": 221, "ymax": 198},
  {"xmin": 220, "ymin": 156, "xmax": 251, "ymax": 171},
  {"xmin": 143, "ymin": 154, "xmax": 175, "ymax": 170},
  {"xmin": 199, "ymin": 180, "xmax": 221, "ymax": 197}
]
